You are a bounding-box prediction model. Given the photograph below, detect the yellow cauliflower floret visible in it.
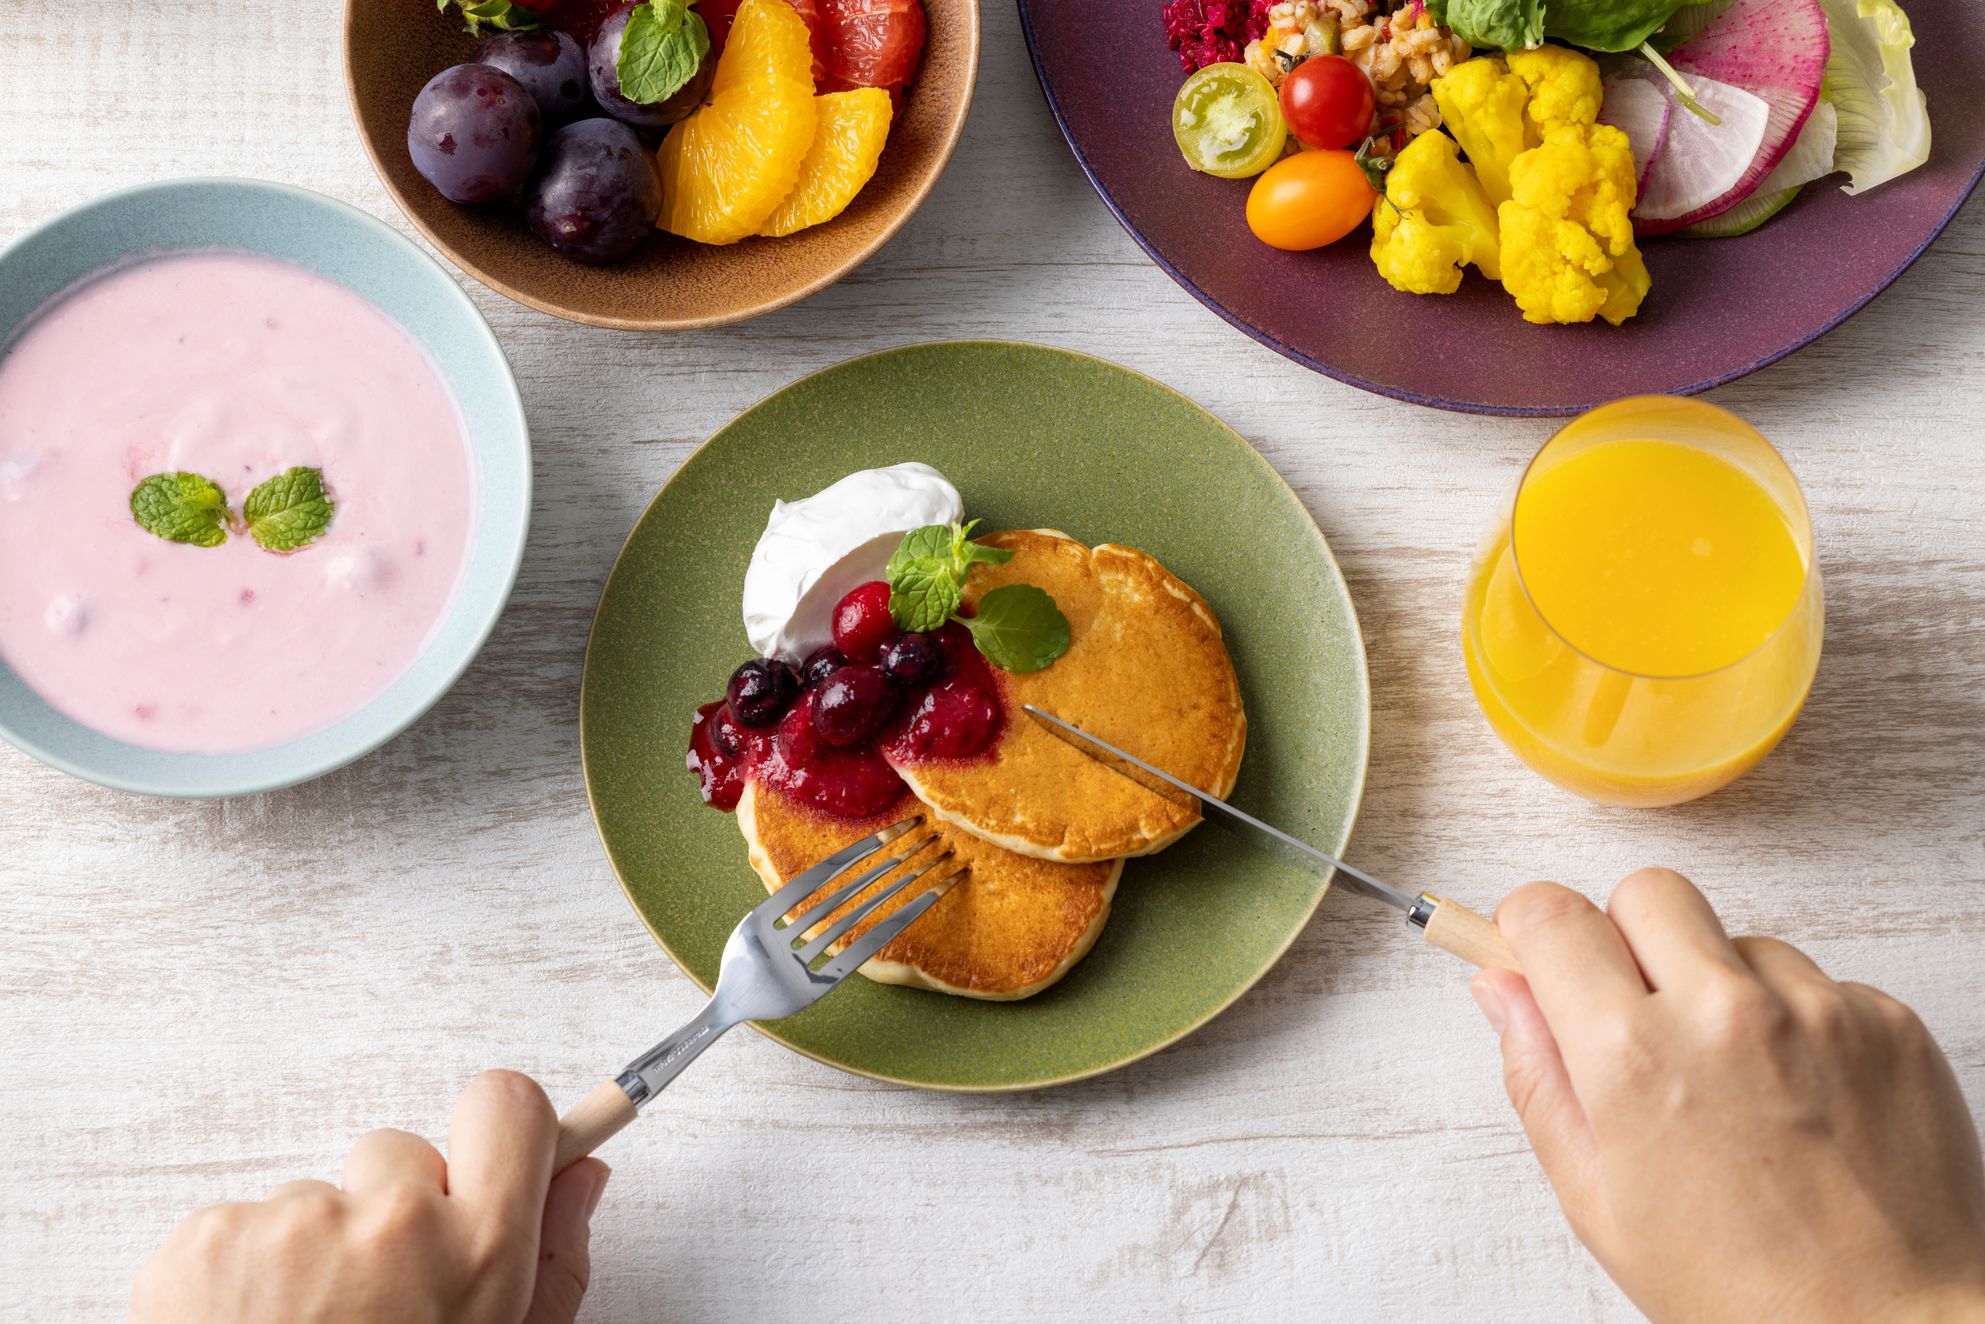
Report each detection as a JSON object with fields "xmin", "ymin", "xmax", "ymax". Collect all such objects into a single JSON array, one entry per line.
[
  {"xmin": 1497, "ymin": 123, "xmax": 1650, "ymax": 326},
  {"xmin": 1506, "ymin": 45, "xmax": 1603, "ymax": 138},
  {"xmin": 1430, "ymin": 55, "xmax": 1531, "ymax": 208},
  {"xmin": 1371, "ymin": 130, "xmax": 1503, "ymax": 295}
]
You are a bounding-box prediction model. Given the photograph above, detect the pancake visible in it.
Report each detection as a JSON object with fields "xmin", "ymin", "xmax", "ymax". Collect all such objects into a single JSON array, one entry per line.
[
  {"xmin": 737, "ymin": 779, "xmax": 1121, "ymax": 1001},
  {"xmin": 888, "ymin": 530, "xmax": 1246, "ymax": 863}
]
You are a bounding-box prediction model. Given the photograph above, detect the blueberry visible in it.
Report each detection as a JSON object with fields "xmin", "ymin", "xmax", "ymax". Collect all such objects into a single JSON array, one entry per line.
[
  {"xmin": 878, "ymin": 631, "xmax": 945, "ymax": 687},
  {"xmin": 801, "ymin": 645, "xmax": 851, "ymax": 690},
  {"xmin": 811, "ymin": 665, "xmax": 897, "ymax": 747},
  {"xmin": 727, "ymin": 658, "xmax": 798, "ymax": 728}
]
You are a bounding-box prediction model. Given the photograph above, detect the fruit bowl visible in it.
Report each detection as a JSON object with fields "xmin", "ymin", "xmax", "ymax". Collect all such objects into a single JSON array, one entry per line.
[{"xmin": 343, "ymin": 0, "xmax": 979, "ymax": 331}]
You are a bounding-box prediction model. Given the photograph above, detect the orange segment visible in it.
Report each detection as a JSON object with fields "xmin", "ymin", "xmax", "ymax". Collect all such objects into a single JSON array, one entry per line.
[
  {"xmin": 656, "ymin": 0, "xmax": 817, "ymax": 245},
  {"xmin": 759, "ymin": 88, "xmax": 893, "ymax": 237}
]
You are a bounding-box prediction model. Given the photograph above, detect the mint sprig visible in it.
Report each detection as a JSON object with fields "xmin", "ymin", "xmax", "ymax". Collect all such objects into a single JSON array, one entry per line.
[
  {"xmin": 438, "ymin": 0, "xmax": 544, "ymax": 35},
  {"xmin": 619, "ymin": 0, "xmax": 711, "ymax": 105},
  {"xmin": 958, "ymin": 585, "xmax": 1071, "ymax": 674},
  {"xmin": 128, "ymin": 467, "xmax": 336, "ymax": 552},
  {"xmin": 244, "ymin": 467, "xmax": 336, "ymax": 552},
  {"xmin": 886, "ymin": 519, "xmax": 1013, "ymax": 632},
  {"xmin": 131, "ymin": 472, "xmax": 231, "ymax": 548},
  {"xmin": 884, "ymin": 521, "xmax": 1069, "ymax": 674}
]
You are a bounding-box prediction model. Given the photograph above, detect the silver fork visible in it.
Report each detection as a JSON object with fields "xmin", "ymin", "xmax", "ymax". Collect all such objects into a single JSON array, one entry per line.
[{"xmin": 553, "ymin": 815, "xmax": 961, "ymax": 1169}]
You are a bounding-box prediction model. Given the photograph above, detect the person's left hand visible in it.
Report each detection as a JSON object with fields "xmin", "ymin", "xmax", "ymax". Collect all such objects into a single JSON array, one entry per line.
[{"xmin": 130, "ymin": 1069, "xmax": 609, "ymax": 1324}]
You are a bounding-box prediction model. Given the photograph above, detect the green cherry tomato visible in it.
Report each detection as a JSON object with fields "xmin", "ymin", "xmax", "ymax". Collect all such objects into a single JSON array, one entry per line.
[{"xmin": 1171, "ymin": 63, "xmax": 1287, "ymax": 180}]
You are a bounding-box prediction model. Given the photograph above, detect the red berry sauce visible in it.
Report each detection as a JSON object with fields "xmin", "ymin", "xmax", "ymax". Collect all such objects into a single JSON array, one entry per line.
[
  {"xmin": 687, "ymin": 586, "xmax": 1008, "ymax": 818},
  {"xmin": 878, "ymin": 623, "xmax": 1003, "ymax": 764}
]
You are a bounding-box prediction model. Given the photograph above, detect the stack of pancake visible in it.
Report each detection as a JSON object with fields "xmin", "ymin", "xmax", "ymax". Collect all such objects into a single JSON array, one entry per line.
[{"xmin": 738, "ymin": 530, "xmax": 1247, "ymax": 1000}]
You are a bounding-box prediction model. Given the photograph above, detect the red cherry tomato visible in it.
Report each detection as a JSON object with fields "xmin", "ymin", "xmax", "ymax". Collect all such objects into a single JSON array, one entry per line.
[
  {"xmin": 1245, "ymin": 148, "xmax": 1377, "ymax": 251},
  {"xmin": 1278, "ymin": 54, "xmax": 1377, "ymax": 151}
]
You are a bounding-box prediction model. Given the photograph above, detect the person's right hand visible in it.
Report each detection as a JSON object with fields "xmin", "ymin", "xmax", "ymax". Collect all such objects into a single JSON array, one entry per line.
[{"xmin": 1474, "ymin": 869, "xmax": 1985, "ymax": 1324}]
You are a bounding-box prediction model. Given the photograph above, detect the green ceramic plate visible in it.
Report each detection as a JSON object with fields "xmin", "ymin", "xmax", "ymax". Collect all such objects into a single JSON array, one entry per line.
[{"xmin": 581, "ymin": 342, "xmax": 1369, "ymax": 1091}]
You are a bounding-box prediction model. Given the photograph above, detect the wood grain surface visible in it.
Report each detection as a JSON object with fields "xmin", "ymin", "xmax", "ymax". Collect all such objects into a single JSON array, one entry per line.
[{"xmin": 4, "ymin": 3, "xmax": 1983, "ymax": 1320}]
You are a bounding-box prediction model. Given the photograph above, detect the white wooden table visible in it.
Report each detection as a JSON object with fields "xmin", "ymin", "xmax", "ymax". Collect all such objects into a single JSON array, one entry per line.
[{"xmin": 5, "ymin": 3, "xmax": 1983, "ymax": 1319}]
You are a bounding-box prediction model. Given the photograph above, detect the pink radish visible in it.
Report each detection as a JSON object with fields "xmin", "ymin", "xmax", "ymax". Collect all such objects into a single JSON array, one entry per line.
[
  {"xmin": 1599, "ymin": 76, "xmax": 1674, "ymax": 196},
  {"xmin": 1633, "ymin": 0, "xmax": 1830, "ymax": 235}
]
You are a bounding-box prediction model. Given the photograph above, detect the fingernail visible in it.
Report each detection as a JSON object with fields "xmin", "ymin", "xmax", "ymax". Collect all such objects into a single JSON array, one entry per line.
[
  {"xmin": 585, "ymin": 1164, "xmax": 611, "ymax": 1220},
  {"xmin": 1470, "ymin": 976, "xmax": 1507, "ymax": 1034}
]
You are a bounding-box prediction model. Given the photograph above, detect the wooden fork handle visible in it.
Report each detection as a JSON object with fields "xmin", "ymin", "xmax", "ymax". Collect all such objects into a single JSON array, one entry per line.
[
  {"xmin": 1415, "ymin": 895, "xmax": 1521, "ymax": 972},
  {"xmin": 554, "ymin": 1080, "xmax": 637, "ymax": 1173}
]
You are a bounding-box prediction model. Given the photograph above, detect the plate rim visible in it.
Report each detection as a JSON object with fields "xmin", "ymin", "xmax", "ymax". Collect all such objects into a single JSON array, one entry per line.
[
  {"xmin": 579, "ymin": 338, "xmax": 1372, "ymax": 1091},
  {"xmin": 1014, "ymin": 0, "xmax": 1985, "ymax": 417}
]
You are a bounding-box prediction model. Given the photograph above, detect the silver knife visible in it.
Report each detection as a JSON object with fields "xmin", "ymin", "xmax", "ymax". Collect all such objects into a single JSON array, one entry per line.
[{"xmin": 1023, "ymin": 705, "xmax": 1516, "ymax": 970}]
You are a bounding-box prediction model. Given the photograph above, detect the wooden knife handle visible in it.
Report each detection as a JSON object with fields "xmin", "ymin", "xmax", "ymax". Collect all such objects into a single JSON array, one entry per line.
[
  {"xmin": 1418, "ymin": 896, "xmax": 1520, "ymax": 971},
  {"xmin": 554, "ymin": 1080, "xmax": 638, "ymax": 1173}
]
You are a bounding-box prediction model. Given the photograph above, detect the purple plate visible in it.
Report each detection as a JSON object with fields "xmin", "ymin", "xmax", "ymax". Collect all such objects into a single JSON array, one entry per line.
[{"xmin": 1019, "ymin": 0, "xmax": 1985, "ymax": 415}]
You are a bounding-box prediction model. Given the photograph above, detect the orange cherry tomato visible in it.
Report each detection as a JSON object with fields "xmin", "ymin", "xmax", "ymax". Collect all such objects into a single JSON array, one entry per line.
[{"xmin": 1245, "ymin": 148, "xmax": 1377, "ymax": 251}]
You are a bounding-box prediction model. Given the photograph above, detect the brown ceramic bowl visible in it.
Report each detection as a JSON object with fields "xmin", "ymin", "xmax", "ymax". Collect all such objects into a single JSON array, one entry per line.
[{"xmin": 344, "ymin": 0, "xmax": 978, "ymax": 330}]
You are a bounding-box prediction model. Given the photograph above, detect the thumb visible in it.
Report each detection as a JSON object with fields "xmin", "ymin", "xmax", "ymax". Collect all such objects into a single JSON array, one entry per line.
[
  {"xmin": 1472, "ymin": 968, "xmax": 1604, "ymax": 1236},
  {"xmin": 521, "ymin": 1159, "xmax": 609, "ymax": 1324}
]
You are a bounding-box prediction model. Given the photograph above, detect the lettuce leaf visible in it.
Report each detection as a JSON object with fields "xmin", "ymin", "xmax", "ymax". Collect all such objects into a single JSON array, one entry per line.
[{"xmin": 1818, "ymin": 0, "xmax": 1931, "ymax": 195}]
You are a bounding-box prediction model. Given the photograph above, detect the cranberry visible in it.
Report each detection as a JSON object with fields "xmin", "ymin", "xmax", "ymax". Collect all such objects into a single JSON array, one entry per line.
[
  {"xmin": 711, "ymin": 703, "xmax": 754, "ymax": 758},
  {"xmin": 812, "ymin": 664, "xmax": 897, "ymax": 746},
  {"xmin": 687, "ymin": 701, "xmax": 748, "ymax": 810},
  {"xmin": 878, "ymin": 631, "xmax": 945, "ymax": 687},
  {"xmin": 892, "ymin": 677, "xmax": 1001, "ymax": 761},
  {"xmin": 727, "ymin": 658, "xmax": 797, "ymax": 728},
  {"xmin": 800, "ymin": 645, "xmax": 851, "ymax": 689},
  {"xmin": 830, "ymin": 581, "xmax": 897, "ymax": 661}
]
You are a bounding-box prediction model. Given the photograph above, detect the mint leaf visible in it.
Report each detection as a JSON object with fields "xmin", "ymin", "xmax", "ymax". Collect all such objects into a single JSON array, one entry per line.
[
  {"xmin": 885, "ymin": 523, "xmax": 954, "ymax": 583},
  {"xmin": 959, "ymin": 584, "xmax": 1071, "ymax": 674},
  {"xmin": 891, "ymin": 560, "xmax": 963, "ymax": 633},
  {"xmin": 951, "ymin": 519, "xmax": 1013, "ymax": 571},
  {"xmin": 439, "ymin": 0, "xmax": 545, "ymax": 35},
  {"xmin": 131, "ymin": 472, "xmax": 230, "ymax": 548},
  {"xmin": 619, "ymin": 0, "xmax": 711, "ymax": 105},
  {"xmin": 244, "ymin": 467, "xmax": 335, "ymax": 552},
  {"xmin": 886, "ymin": 520, "xmax": 1017, "ymax": 633}
]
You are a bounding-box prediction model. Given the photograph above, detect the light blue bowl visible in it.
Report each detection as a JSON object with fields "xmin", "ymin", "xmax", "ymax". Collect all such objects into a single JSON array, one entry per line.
[{"xmin": 0, "ymin": 178, "xmax": 530, "ymax": 797}]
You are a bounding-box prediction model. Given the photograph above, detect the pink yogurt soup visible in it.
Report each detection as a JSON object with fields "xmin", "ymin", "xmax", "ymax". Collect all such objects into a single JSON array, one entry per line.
[{"xmin": 0, "ymin": 252, "xmax": 475, "ymax": 754}]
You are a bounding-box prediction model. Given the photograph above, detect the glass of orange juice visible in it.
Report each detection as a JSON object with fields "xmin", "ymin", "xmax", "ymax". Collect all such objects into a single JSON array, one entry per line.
[{"xmin": 1461, "ymin": 396, "xmax": 1823, "ymax": 807}]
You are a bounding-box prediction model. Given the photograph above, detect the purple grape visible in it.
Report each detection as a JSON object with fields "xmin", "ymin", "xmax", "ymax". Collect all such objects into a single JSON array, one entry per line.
[
  {"xmin": 474, "ymin": 29, "xmax": 593, "ymax": 126},
  {"xmin": 588, "ymin": 2, "xmax": 714, "ymax": 128},
  {"xmin": 524, "ymin": 119, "xmax": 663, "ymax": 263},
  {"xmin": 407, "ymin": 64, "xmax": 541, "ymax": 205}
]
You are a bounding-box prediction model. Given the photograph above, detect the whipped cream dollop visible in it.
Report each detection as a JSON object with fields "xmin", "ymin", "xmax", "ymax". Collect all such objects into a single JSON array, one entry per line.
[{"xmin": 743, "ymin": 463, "xmax": 963, "ymax": 663}]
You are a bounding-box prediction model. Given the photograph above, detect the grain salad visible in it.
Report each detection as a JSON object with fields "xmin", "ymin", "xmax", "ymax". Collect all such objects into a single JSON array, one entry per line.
[{"xmin": 1247, "ymin": 0, "xmax": 1471, "ymax": 140}]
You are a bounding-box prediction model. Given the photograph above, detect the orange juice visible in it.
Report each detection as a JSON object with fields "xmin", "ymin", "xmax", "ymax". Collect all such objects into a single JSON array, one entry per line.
[{"xmin": 1461, "ymin": 397, "xmax": 1823, "ymax": 807}]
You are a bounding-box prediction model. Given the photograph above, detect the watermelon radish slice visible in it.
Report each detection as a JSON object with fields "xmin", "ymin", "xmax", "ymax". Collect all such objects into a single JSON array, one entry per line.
[
  {"xmin": 1598, "ymin": 76, "xmax": 1674, "ymax": 196},
  {"xmin": 1681, "ymin": 99, "xmax": 1841, "ymax": 237},
  {"xmin": 1635, "ymin": 0, "xmax": 1830, "ymax": 236},
  {"xmin": 1634, "ymin": 76, "xmax": 1771, "ymax": 222}
]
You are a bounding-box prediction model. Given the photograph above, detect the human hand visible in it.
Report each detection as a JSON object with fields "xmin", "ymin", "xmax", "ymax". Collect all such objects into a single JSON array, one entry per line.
[
  {"xmin": 130, "ymin": 1070, "xmax": 609, "ymax": 1324},
  {"xmin": 1475, "ymin": 869, "xmax": 1985, "ymax": 1324}
]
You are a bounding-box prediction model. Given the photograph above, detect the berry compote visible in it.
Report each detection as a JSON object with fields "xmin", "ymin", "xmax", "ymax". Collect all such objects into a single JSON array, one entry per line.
[{"xmin": 686, "ymin": 581, "xmax": 1007, "ymax": 818}]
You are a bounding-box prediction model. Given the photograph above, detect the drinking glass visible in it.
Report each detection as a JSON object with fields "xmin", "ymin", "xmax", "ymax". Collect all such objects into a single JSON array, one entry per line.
[{"xmin": 1460, "ymin": 396, "xmax": 1824, "ymax": 807}]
